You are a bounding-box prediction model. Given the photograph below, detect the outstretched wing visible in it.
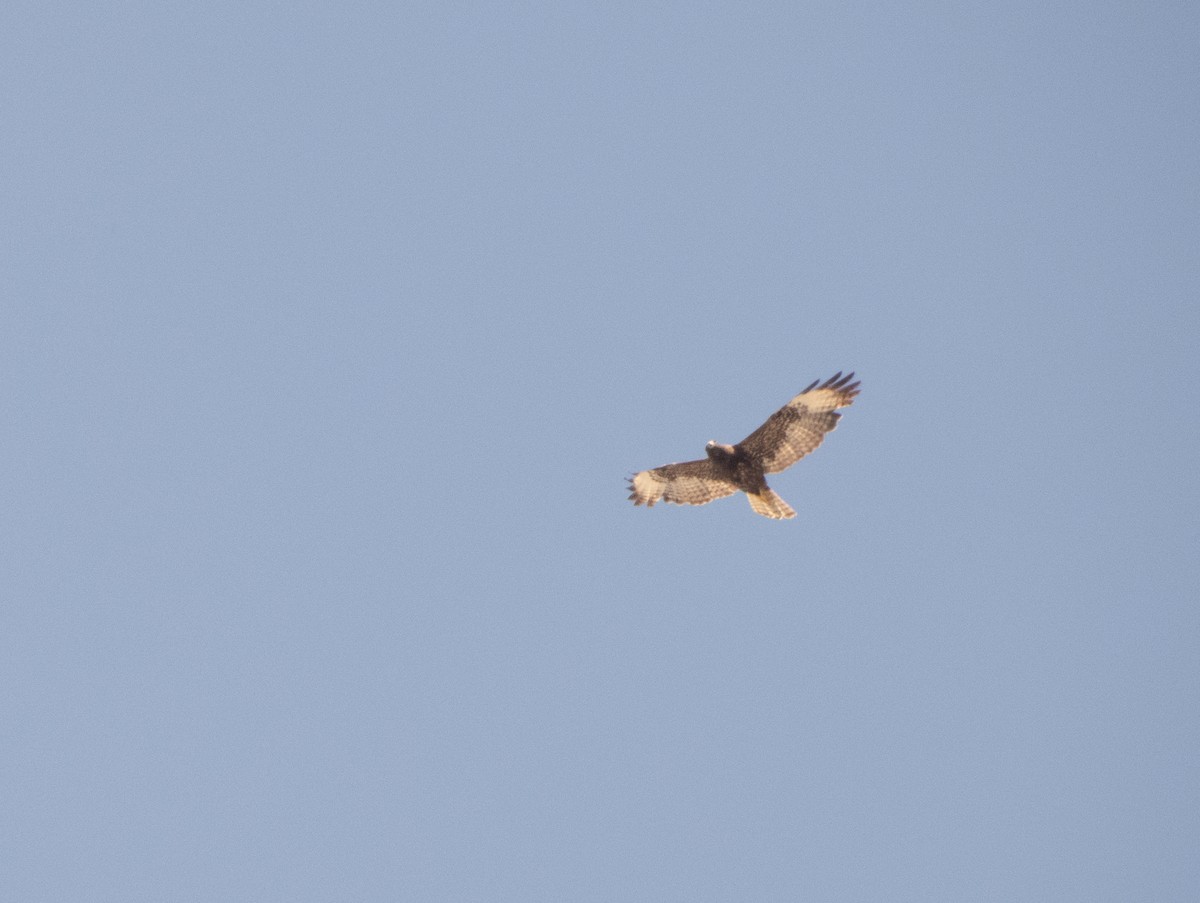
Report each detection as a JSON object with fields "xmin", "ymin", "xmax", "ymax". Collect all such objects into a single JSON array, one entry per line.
[
  {"xmin": 737, "ymin": 371, "xmax": 861, "ymax": 474},
  {"xmin": 627, "ymin": 459, "xmax": 738, "ymax": 508}
]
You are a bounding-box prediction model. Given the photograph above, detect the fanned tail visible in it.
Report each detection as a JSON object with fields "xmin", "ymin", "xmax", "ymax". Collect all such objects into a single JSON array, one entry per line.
[{"xmin": 746, "ymin": 489, "xmax": 796, "ymax": 520}]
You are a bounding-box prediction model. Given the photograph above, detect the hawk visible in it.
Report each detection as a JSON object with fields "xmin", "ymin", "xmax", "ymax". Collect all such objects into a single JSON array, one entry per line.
[{"xmin": 627, "ymin": 372, "xmax": 860, "ymax": 520}]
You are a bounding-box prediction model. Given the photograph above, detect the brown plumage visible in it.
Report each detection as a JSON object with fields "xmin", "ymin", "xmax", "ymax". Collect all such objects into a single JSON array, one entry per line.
[{"xmin": 627, "ymin": 372, "xmax": 860, "ymax": 520}]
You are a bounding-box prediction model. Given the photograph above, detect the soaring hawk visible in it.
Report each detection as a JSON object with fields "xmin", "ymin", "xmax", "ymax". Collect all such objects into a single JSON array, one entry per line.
[{"xmin": 627, "ymin": 372, "xmax": 860, "ymax": 519}]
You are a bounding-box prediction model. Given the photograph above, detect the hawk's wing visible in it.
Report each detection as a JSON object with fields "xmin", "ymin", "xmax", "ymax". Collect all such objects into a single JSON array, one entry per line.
[
  {"xmin": 737, "ymin": 372, "xmax": 860, "ymax": 474},
  {"xmin": 627, "ymin": 459, "xmax": 739, "ymax": 508}
]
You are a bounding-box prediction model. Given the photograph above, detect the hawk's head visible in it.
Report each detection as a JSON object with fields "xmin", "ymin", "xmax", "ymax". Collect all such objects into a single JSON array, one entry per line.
[{"xmin": 705, "ymin": 441, "xmax": 737, "ymax": 462}]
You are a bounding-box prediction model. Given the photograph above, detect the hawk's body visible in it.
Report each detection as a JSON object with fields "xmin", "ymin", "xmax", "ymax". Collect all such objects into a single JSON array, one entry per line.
[{"xmin": 627, "ymin": 372, "xmax": 860, "ymax": 520}]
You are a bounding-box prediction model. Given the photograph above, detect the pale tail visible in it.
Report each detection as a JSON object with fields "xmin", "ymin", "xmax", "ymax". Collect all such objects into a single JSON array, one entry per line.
[{"xmin": 746, "ymin": 489, "xmax": 796, "ymax": 520}]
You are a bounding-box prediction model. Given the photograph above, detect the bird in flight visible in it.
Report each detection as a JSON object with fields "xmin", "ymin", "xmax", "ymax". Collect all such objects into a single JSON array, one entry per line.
[{"xmin": 627, "ymin": 372, "xmax": 860, "ymax": 519}]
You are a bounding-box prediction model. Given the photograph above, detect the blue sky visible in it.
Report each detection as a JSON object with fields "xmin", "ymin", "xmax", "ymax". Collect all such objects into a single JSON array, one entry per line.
[{"xmin": 3, "ymin": 2, "xmax": 1198, "ymax": 900}]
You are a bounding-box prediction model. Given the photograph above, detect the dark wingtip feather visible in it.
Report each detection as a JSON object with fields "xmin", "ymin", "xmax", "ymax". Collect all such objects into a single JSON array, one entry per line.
[
  {"xmin": 627, "ymin": 474, "xmax": 648, "ymax": 505},
  {"xmin": 804, "ymin": 371, "xmax": 860, "ymax": 394},
  {"xmin": 838, "ymin": 371, "xmax": 861, "ymax": 398}
]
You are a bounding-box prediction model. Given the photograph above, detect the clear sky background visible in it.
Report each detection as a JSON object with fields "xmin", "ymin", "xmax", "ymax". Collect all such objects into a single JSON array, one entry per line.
[{"xmin": 3, "ymin": 2, "xmax": 1198, "ymax": 900}]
